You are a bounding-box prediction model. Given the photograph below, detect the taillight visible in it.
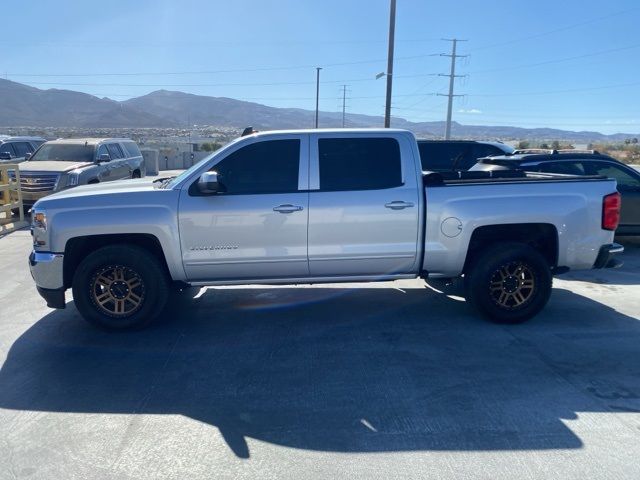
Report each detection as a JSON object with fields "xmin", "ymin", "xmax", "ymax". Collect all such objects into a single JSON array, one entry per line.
[{"xmin": 602, "ymin": 192, "xmax": 621, "ymax": 231}]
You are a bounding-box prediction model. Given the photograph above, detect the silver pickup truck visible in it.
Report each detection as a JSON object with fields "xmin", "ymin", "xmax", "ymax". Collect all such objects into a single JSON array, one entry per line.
[{"xmin": 28, "ymin": 129, "xmax": 623, "ymax": 330}]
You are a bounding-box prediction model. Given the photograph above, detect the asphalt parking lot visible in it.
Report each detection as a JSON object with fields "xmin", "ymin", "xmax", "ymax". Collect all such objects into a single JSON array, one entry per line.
[{"xmin": 1, "ymin": 230, "xmax": 640, "ymax": 479}]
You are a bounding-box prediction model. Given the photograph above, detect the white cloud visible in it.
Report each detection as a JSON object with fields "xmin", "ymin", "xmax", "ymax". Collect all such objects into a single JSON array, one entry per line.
[{"xmin": 457, "ymin": 108, "xmax": 482, "ymax": 114}]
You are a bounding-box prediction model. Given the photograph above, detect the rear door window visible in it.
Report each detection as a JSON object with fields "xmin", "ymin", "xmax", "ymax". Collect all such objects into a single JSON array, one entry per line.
[
  {"xmin": 107, "ymin": 143, "xmax": 124, "ymax": 159},
  {"xmin": 318, "ymin": 137, "xmax": 402, "ymax": 191}
]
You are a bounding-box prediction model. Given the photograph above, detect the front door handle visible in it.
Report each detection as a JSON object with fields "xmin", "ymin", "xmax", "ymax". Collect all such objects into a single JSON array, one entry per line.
[
  {"xmin": 385, "ymin": 201, "xmax": 415, "ymax": 210},
  {"xmin": 273, "ymin": 204, "xmax": 304, "ymax": 213}
]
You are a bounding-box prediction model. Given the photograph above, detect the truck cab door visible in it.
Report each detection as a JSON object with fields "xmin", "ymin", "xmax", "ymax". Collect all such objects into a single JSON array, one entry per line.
[
  {"xmin": 307, "ymin": 133, "xmax": 422, "ymax": 276},
  {"xmin": 178, "ymin": 135, "xmax": 309, "ymax": 281}
]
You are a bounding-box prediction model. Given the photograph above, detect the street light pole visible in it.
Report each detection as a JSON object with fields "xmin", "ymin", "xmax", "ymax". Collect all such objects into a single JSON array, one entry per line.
[
  {"xmin": 384, "ymin": 0, "xmax": 396, "ymax": 128},
  {"xmin": 315, "ymin": 67, "xmax": 322, "ymax": 128}
]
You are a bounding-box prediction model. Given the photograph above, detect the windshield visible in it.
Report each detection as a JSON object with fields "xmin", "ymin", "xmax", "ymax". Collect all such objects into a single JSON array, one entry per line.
[{"xmin": 30, "ymin": 143, "xmax": 95, "ymax": 162}]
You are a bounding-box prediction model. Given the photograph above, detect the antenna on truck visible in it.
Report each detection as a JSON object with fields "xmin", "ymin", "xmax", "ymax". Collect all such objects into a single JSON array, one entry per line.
[{"xmin": 241, "ymin": 126, "xmax": 257, "ymax": 137}]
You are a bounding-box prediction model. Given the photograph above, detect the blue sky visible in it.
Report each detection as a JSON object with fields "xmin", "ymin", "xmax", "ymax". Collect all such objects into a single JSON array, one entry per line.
[{"xmin": 2, "ymin": 0, "xmax": 640, "ymax": 134}]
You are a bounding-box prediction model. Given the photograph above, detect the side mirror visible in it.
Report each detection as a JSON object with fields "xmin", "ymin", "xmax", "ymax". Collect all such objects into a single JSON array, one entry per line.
[
  {"xmin": 0, "ymin": 152, "xmax": 12, "ymax": 160},
  {"xmin": 24, "ymin": 152, "xmax": 31, "ymax": 161},
  {"xmin": 197, "ymin": 171, "xmax": 224, "ymax": 194},
  {"xmin": 97, "ymin": 153, "xmax": 110, "ymax": 163}
]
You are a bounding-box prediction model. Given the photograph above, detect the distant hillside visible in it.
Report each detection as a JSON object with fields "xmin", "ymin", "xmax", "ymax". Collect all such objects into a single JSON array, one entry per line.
[
  {"xmin": 0, "ymin": 79, "xmax": 173, "ymax": 128},
  {"xmin": 1, "ymin": 79, "xmax": 638, "ymax": 141}
]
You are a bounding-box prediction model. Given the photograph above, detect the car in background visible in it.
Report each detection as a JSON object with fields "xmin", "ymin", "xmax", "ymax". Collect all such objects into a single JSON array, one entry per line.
[
  {"xmin": 417, "ymin": 139, "xmax": 514, "ymax": 172},
  {"xmin": 0, "ymin": 136, "xmax": 46, "ymax": 163},
  {"xmin": 11, "ymin": 138, "xmax": 145, "ymax": 212},
  {"xmin": 471, "ymin": 149, "xmax": 640, "ymax": 235}
]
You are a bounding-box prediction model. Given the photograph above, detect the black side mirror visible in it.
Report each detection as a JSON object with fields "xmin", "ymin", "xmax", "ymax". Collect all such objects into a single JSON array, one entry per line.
[
  {"xmin": 97, "ymin": 153, "xmax": 110, "ymax": 163},
  {"xmin": 24, "ymin": 152, "xmax": 31, "ymax": 161},
  {"xmin": 197, "ymin": 171, "xmax": 224, "ymax": 194},
  {"xmin": 0, "ymin": 151, "xmax": 12, "ymax": 160}
]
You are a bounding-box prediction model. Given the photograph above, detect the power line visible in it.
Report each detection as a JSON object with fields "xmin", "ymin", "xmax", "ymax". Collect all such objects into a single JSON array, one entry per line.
[
  {"xmin": 469, "ymin": 42, "xmax": 640, "ymax": 75},
  {"xmin": 9, "ymin": 72, "xmax": 440, "ymax": 88},
  {"xmin": 469, "ymin": 6, "xmax": 640, "ymax": 52},
  {"xmin": 3, "ymin": 53, "xmax": 440, "ymax": 78},
  {"xmin": 468, "ymin": 81, "xmax": 640, "ymax": 97}
]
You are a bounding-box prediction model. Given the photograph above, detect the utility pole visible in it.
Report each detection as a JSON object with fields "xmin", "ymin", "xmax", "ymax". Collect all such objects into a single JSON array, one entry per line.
[
  {"xmin": 315, "ymin": 67, "xmax": 322, "ymax": 128},
  {"xmin": 384, "ymin": 0, "xmax": 396, "ymax": 128},
  {"xmin": 341, "ymin": 84, "xmax": 348, "ymax": 127},
  {"xmin": 437, "ymin": 38, "xmax": 467, "ymax": 139}
]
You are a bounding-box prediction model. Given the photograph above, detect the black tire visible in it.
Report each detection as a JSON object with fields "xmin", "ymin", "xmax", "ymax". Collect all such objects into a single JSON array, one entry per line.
[
  {"xmin": 132, "ymin": 170, "xmax": 141, "ymax": 179},
  {"xmin": 72, "ymin": 244, "xmax": 169, "ymax": 330},
  {"xmin": 464, "ymin": 242, "xmax": 552, "ymax": 324}
]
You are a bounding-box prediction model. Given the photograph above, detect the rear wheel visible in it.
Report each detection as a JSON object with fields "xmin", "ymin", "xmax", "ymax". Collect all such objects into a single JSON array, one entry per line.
[
  {"xmin": 464, "ymin": 242, "xmax": 552, "ymax": 324},
  {"xmin": 72, "ymin": 245, "xmax": 169, "ymax": 330},
  {"xmin": 132, "ymin": 170, "xmax": 141, "ymax": 179}
]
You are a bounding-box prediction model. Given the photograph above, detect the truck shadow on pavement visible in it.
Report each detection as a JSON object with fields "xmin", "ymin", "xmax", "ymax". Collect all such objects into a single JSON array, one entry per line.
[{"xmin": 1, "ymin": 286, "xmax": 640, "ymax": 458}]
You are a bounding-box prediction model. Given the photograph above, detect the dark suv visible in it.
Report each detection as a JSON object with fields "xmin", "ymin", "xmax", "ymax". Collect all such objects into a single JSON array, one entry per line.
[
  {"xmin": 0, "ymin": 136, "xmax": 46, "ymax": 163},
  {"xmin": 417, "ymin": 140, "xmax": 514, "ymax": 172},
  {"xmin": 471, "ymin": 149, "xmax": 640, "ymax": 235}
]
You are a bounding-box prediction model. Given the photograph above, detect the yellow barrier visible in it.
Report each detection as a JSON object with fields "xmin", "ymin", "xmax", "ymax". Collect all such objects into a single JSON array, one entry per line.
[{"xmin": 0, "ymin": 164, "xmax": 28, "ymax": 234}]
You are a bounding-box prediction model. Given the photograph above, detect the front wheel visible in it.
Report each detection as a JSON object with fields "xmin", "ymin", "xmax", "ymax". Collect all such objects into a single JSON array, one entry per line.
[
  {"xmin": 72, "ymin": 245, "xmax": 169, "ymax": 330},
  {"xmin": 464, "ymin": 242, "xmax": 552, "ymax": 324}
]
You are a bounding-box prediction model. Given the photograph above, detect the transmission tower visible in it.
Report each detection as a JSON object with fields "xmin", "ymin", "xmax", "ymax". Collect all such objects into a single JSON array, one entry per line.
[{"xmin": 437, "ymin": 39, "xmax": 467, "ymax": 139}]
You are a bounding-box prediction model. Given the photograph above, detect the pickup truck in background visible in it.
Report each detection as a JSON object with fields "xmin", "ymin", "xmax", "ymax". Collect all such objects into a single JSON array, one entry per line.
[{"xmin": 28, "ymin": 129, "xmax": 623, "ymax": 330}]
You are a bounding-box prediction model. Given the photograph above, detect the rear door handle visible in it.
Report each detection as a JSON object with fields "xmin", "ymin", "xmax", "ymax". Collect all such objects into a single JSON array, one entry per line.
[
  {"xmin": 273, "ymin": 204, "xmax": 304, "ymax": 213},
  {"xmin": 385, "ymin": 201, "xmax": 415, "ymax": 210}
]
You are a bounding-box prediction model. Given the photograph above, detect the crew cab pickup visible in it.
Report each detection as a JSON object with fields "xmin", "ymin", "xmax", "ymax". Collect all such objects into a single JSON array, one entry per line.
[{"xmin": 28, "ymin": 129, "xmax": 623, "ymax": 330}]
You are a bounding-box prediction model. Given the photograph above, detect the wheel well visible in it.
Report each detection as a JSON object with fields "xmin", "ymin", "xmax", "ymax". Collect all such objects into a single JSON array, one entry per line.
[
  {"xmin": 87, "ymin": 178, "xmax": 99, "ymax": 184},
  {"xmin": 463, "ymin": 223, "xmax": 558, "ymax": 273},
  {"xmin": 63, "ymin": 234, "xmax": 169, "ymax": 288}
]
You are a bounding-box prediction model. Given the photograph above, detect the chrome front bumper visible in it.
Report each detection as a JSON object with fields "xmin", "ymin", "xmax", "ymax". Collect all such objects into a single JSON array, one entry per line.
[{"xmin": 29, "ymin": 251, "xmax": 66, "ymax": 308}]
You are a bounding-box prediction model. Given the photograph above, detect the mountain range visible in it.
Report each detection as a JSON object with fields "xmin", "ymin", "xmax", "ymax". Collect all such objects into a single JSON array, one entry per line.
[{"xmin": 0, "ymin": 78, "xmax": 636, "ymax": 141}]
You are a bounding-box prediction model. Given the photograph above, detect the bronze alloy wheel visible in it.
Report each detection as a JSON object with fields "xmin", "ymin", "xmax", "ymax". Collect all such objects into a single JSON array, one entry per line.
[
  {"xmin": 89, "ymin": 265, "xmax": 146, "ymax": 317},
  {"xmin": 489, "ymin": 261, "xmax": 536, "ymax": 310}
]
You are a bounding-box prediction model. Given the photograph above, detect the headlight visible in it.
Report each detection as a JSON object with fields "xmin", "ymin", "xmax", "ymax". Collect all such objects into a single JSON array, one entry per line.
[
  {"xmin": 32, "ymin": 208, "xmax": 47, "ymax": 247},
  {"xmin": 33, "ymin": 211, "xmax": 47, "ymax": 231},
  {"xmin": 67, "ymin": 173, "xmax": 79, "ymax": 186}
]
